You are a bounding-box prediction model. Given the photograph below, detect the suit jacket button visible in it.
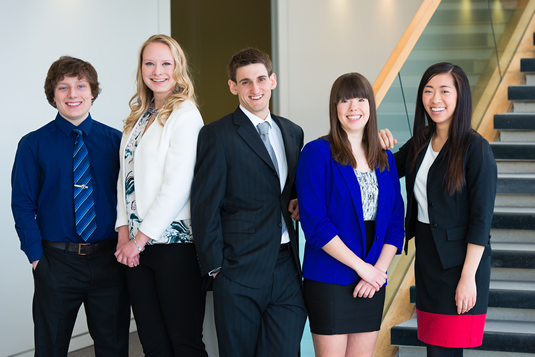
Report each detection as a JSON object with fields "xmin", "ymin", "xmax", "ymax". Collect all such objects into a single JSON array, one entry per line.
[
  {"xmin": 272, "ymin": 171, "xmax": 277, "ymax": 176},
  {"xmin": 429, "ymin": 201, "xmax": 434, "ymax": 207},
  {"xmin": 431, "ymin": 222, "xmax": 438, "ymax": 228},
  {"xmin": 278, "ymin": 222, "xmax": 282, "ymax": 228}
]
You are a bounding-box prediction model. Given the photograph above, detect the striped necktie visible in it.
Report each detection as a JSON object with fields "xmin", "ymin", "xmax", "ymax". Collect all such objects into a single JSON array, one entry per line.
[
  {"xmin": 73, "ymin": 128, "xmax": 97, "ymax": 241},
  {"xmin": 257, "ymin": 121, "xmax": 288, "ymax": 236}
]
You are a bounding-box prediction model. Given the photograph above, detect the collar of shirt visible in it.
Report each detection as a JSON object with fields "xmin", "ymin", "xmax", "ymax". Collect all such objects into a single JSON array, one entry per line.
[
  {"xmin": 239, "ymin": 105, "xmax": 275, "ymax": 129},
  {"xmin": 54, "ymin": 112, "xmax": 94, "ymax": 137}
]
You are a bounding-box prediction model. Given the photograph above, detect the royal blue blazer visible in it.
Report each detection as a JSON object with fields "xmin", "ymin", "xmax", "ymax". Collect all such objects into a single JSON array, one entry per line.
[{"xmin": 296, "ymin": 138, "xmax": 405, "ymax": 285}]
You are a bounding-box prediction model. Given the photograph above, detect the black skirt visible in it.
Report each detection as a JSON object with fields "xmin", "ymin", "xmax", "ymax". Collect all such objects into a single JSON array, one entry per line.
[
  {"xmin": 414, "ymin": 221, "xmax": 490, "ymax": 347},
  {"xmin": 303, "ymin": 221, "xmax": 385, "ymax": 335}
]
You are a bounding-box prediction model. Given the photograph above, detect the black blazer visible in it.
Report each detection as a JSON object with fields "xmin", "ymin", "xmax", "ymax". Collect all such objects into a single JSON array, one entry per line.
[
  {"xmin": 395, "ymin": 130, "xmax": 497, "ymax": 270},
  {"xmin": 191, "ymin": 107, "xmax": 304, "ymax": 288}
]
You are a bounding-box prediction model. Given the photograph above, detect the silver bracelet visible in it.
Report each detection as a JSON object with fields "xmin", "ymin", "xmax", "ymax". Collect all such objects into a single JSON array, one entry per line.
[{"xmin": 133, "ymin": 237, "xmax": 145, "ymax": 252}]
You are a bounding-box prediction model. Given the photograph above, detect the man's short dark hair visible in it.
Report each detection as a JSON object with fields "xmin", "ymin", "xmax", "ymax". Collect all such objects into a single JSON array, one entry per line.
[
  {"xmin": 227, "ymin": 48, "xmax": 273, "ymax": 83},
  {"xmin": 44, "ymin": 56, "xmax": 101, "ymax": 108}
]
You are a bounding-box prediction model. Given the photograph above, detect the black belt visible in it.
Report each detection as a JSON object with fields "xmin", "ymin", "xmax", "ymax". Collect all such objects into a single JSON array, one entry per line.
[
  {"xmin": 279, "ymin": 243, "xmax": 290, "ymax": 252},
  {"xmin": 42, "ymin": 239, "xmax": 117, "ymax": 255}
]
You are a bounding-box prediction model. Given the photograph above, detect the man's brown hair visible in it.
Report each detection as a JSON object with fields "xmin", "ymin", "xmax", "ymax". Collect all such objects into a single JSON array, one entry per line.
[
  {"xmin": 227, "ymin": 48, "xmax": 273, "ymax": 83},
  {"xmin": 44, "ymin": 56, "xmax": 101, "ymax": 108}
]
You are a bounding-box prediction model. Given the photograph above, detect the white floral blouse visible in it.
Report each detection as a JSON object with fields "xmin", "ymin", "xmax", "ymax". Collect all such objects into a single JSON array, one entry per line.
[{"xmin": 354, "ymin": 169, "xmax": 378, "ymax": 221}]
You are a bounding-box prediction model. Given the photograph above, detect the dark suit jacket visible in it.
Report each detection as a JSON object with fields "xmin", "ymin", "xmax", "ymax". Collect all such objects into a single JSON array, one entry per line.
[
  {"xmin": 395, "ymin": 130, "xmax": 497, "ymax": 270},
  {"xmin": 191, "ymin": 107, "xmax": 304, "ymax": 288}
]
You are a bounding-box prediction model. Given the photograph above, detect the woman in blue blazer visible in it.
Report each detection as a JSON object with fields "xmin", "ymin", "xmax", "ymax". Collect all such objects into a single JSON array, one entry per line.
[{"xmin": 296, "ymin": 73, "xmax": 405, "ymax": 357}]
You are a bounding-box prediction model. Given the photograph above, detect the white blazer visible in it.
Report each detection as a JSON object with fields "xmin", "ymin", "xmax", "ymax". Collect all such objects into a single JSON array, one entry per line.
[{"xmin": 116, "ymin": 99, "xmax": 203, "ymax": 243}]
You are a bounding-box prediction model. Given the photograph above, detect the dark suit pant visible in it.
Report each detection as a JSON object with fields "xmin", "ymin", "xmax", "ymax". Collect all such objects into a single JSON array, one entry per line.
[
  {"xmin": 126, "ymin": 243, "xmax": 208, "ymax": 357},
  {"xmin": 213, "ymin": 248, "xmax": 307, "ymax": 357},
  {"xmin": 33, "ymin": 244, "xmax": 130, "ymax": 357}
]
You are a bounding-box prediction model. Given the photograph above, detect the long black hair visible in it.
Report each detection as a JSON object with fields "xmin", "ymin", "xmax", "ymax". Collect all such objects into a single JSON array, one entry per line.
[{"xmin": 412, "ymin": 62, "xmax": 473, "ymax": 194}]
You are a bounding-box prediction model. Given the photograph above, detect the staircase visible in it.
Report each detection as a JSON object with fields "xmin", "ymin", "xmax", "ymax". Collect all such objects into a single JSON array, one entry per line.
[{"xmin": 390, "ymin": 34, "xmax": 535, "ymax": 356}]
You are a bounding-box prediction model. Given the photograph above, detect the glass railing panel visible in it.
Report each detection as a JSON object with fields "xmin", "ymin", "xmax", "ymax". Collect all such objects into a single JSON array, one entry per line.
[
  {"xmin": 377, "ymin": 74, "xmax": 413, "ymax": 153},
  {"xmin": 489, "ymin": 0, "xmax": 527, "ymax": 67},
  {"xmin": 377, "ymin": 0, "xmax": 522, "ymax": 140},
  {"xmin": 376, "ymin": 74, "xmax": 409, "ymax": 204},
  {"xmin": 470, "ymin": 0, "xmax": 518, "ymax": 126}
]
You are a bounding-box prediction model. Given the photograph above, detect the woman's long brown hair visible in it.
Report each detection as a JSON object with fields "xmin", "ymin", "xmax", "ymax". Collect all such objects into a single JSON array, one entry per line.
[{"xmin": 325, "ymin": 72, "xmax": 388, "ymax": 171}]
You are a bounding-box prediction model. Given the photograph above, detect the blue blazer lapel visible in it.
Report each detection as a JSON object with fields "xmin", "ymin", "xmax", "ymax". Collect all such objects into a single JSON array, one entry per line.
[
  {"xmin": 233, "ymin": 107, "xmax": 277, "ymax": 172},
  {"xmin": 374, "ymin": 167, "xmax": 388, "ymax": 241},
  {"xmin": 337, "ymin": 163, "xmax": 367, "ymax": 255}
]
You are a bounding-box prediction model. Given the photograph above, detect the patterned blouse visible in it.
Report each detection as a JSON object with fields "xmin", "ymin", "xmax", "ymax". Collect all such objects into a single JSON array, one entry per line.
[
  {"xmin": 354, "ymin": 169, "xmax": 378, "ymax": 221},
  {"xmin": 124, "ymin": 108, "xmax": 193, "ymax": 245}
]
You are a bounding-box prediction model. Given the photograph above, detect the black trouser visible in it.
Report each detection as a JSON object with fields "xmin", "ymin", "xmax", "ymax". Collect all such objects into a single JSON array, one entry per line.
[
  {"xmin": 126, "ymin": 243, "xmax": 208, "ymax": 357},
  {"xmin": 33, "ymin": 244, "xmax": 130, "ymax": 357},
  {"xmin": 213, "ymin": 248, "xmax": 307, "ymax": 357}
]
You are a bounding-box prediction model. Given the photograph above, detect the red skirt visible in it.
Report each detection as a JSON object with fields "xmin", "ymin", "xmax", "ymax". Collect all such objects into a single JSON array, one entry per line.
[{"xmin": 417, "ymin": 309, "xmax": 486, "ymax": 347}]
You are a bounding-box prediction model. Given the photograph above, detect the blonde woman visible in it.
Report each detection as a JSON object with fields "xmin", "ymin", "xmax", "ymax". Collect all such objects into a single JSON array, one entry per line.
[{"xmin": 114, "ymin": 34, "xmax": 207, "ymax": 356}]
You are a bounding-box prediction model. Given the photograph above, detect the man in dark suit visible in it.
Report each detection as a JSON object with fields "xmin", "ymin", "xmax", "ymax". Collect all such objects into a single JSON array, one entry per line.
[{"xmin": 191, "ymin": 48, "xmax": 307, "ymax": 357}]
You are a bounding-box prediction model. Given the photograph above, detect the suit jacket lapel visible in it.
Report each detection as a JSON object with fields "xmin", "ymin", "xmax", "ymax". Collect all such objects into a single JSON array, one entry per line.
[
  {"xmin": 415, "ymin": 147, "xmax": 427, "ymax": 175},
  {"xmin": 413, "ymin": 138, "xmax": 449, "ymax": 175},
  {"xmin": 433, "ymin": 140, "xmax": 449, "ymax": 167},
  {"xmin": 272, "ymin": 115, "xmax": 296, "ymax": 168},
  {"xmin": 412, "ymin": 139, "xmax": 449, "ymax": 183},
  {"xmin": 408, "ymin": 142, "xmax": 428, "ymax": 189},
  {"xmin": 337, "ymin": 163, "xmax": 367, "ymax": 253},
  {"xmin": 272, "ymin": 115, "xmax": 297, "ymax": 193},
  {"xmin": 234, "ymin": 107, "xmax": 277, "ymax": 172}
]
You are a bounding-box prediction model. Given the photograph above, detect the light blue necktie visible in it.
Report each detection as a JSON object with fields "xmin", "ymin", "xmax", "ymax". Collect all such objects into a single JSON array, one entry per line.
[
  {"xmin": 257, "ymin": 122, "xmax": 288, "ymax": 236},
  {"xmin": 73, "ymin": 128, "xmax": 97, "ymax": 241}
]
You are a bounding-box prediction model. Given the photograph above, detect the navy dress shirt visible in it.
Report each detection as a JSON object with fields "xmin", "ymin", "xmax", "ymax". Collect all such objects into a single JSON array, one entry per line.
[{"xmin": 11, "ymin": 113, "xmax": 122, "ymax": 262}]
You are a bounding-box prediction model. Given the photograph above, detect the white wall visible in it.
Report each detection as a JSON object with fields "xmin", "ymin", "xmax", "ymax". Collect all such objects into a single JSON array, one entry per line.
[
  {"xmin": 1, "ymin": 0, "xmax": 422, "ymax": 355},
  {"xmin": 273, "ymin": 0, "xmax": 424, "ymax": 144},
  {"xmin": 0, "ymin": 0, "xmax": 170, "ymax": 355}
]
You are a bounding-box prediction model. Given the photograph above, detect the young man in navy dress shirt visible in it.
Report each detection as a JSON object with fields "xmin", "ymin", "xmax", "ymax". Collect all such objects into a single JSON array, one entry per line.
[{"xmin": 11, "ymin": 56, "xmax": 130, "ymax": 356}]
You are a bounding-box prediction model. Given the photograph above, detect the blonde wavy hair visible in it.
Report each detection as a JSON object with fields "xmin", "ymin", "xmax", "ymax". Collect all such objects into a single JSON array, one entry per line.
[{"xmin": 123, "ymin": 34, "xmax": 196, "ymax": 133}]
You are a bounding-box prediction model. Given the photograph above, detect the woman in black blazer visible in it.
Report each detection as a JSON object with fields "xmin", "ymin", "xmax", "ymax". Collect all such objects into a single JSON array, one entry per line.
[{"xmin": 381, "ymin": 63, "xmax": 497, "ymax": 357}]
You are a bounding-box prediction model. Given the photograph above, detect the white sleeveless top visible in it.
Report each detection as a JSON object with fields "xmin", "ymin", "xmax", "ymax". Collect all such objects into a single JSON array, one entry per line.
[{"xmin": 414, "ymin": 140, "xmax": 439, "ymax": 223}]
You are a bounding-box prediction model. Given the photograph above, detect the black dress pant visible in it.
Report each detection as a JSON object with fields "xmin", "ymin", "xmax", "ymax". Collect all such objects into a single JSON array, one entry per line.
[
  {"xmin": 126, "ymin": 243, "xmax": 208, "ymax": 357},
  {"xmin": 33, "ymin": 244, "xmax": 130, "ymax": 357},
  {"xmin": 213, "ymin": 248, "xmax": 307, "ymax": 357}
]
